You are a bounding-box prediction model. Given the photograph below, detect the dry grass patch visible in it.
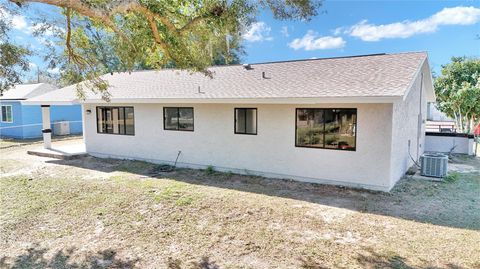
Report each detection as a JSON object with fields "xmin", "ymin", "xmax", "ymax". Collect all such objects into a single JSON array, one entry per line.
[{"xmin": 0, "ymin": 144, "xmax": 479, "ymax": 268}]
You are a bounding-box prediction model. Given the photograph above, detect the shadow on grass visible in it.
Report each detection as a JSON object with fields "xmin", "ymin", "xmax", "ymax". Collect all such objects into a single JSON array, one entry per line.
[
  {"xmin": 0, "ymin": 246, "xmax": 138, "ymax": 269},
  {"xmin": 299, "ymin": 247, "xmax": 474, "ymax": 269},
  {"xmin": 353, "ymin": 247, "xmax": 474, "ymax": 269},
  {"xmin": 0, "ymin": 246, "xmax": 225, "ymax": 269},
  {"xmin": 46, "ymin": 156, "xmax": 480, "ymax": 230},
  {"xmin": 2, "ymin": 245, "xmax": 473, "ymax": 269}
]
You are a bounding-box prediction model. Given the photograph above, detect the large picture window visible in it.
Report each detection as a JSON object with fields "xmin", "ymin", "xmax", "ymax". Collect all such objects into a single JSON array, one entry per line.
[
  {"xmin": 96, "ymin": 107, "xmax": 135, "ymax": 135},
  {"xmin": 296, "ymin": 108, "xmax": 356, "ymax": 151},
  {"xmin": 164, "ymin": 107, "xmax": 194, "ymax": 131},
  {"xmin": 1, "ymin": 105, "xmax": 13, "ymax": 123},
  {"xmin": 235, "ymin": 108, "xmax": 257, "ymax": 135}
]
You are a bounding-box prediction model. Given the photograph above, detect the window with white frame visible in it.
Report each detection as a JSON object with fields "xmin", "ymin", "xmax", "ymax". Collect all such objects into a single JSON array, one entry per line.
[{"xmin": 1, "ymin": 105, "xmax": 13, "ymax": 123}]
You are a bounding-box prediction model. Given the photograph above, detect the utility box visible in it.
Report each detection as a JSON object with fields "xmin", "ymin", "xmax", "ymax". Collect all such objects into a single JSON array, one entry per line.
[{"xmin": 53, "ymin": 121, "xmax": 70, "ymax": 136}]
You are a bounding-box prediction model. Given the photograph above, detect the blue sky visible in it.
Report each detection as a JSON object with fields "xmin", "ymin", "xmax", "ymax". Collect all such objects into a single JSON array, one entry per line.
[
  {"xmin": 3, "ymin": 0, "xmax": 480, "ymax": 80},
  {"xmin": 245, "ymin": 0, "xmax": 479, "ymax": 74}
]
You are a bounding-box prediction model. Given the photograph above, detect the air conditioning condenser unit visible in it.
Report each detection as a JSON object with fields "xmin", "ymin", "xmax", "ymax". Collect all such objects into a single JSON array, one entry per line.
[{"xmin": 420, "ymin": 153, "xmax": 448, "ymax": 178}]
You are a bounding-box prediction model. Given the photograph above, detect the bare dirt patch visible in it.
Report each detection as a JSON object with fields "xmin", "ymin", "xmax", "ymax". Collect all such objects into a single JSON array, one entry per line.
[{"xmin": 1, "ymin": 140, "xmax": 479, "ymax": 268}]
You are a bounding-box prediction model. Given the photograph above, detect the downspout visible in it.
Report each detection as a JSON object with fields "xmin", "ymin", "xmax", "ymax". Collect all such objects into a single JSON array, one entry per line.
[{"xmin": 416, "ymin": 72, "xmax": 423, "ymax": 161}]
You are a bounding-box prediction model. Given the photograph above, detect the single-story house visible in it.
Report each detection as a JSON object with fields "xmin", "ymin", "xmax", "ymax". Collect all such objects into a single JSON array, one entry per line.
[
  {"xmin": 0, "ymin": 83, "xmax": 83, "ymax": 139},
  {"xmin": 24, "ymin": 52, "xmax": 435, "ymax": 191}
]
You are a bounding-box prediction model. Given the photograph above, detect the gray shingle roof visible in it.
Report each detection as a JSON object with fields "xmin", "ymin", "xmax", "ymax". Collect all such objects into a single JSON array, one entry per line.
[
  {"xmin": 25, "ymin": 52, "xmax": 429, "ymax": 103},
  {"xmin": 0, "ymin": 83, "xmax": 57, "ymax": 100}
]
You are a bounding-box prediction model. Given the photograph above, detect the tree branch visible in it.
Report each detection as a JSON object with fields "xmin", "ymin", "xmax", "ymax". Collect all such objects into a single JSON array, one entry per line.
[
  {"xmin": 110, "ymin": 3, "xmax": 179, "ymax": 35},
  {"xmin": 10, "ymin": 0, "xmax": 205, "ymax": 60},
  {"xmin": 179, "ymin": 14, "xmax": 210, "ymax": 35},
  {"xmin": 11, "ymin": 0, "xmax": 133, "ymax": 47},
  {"xmin": 65, "ymin": 7, "xmax": 72, "ymax": 62}
]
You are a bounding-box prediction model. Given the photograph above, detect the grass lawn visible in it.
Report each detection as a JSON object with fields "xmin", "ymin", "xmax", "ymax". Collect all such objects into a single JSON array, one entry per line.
[{"xmin": 0, "ymin": 142, "xmax": 479, "ymax": 268}]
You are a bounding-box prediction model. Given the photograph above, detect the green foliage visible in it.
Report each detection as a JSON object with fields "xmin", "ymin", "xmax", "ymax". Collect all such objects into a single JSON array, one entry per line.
[
  {"xmin": 0, "ymin": 7, "xmax": 31, "ymax": 95},
  {"xmin": 444, "ymin": 171, "xmax": 459, "ymax": 183},
  {"xmin": 297, "ymin": 127, "xmax": 323, "ymax": 145},
  {"xmin": 10, "ymin": 0, "xmax": 321, "ymax": 98},
  {"xmin": 205, "ymin": 165, "xmax": 215, "ymax": 175},
  {"xmin": 434, "ymin": 57, "xmax": 480, "ymax": 134}
]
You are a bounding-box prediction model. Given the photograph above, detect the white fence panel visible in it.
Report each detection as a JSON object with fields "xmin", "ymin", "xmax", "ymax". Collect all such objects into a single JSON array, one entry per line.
[{"xmin": 425, "ymin": 132, "xmax": 475, "ymax": 155}]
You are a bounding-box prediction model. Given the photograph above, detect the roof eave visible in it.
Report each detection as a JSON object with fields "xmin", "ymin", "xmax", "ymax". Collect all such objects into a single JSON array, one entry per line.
[
  {"xmin": 20, "ymin": 100, "xmax": 80, "ymax": 106},
  {"xmin": 0, "ymin": 98, "xmax": 26, "ymax": 101},
  {"xmin": 81, "ymin": 96, "xmax": 402, "ymax": 104},
  {"xmin": 402, "ymin": 54, "xmax": 436, "ymax": 103}
]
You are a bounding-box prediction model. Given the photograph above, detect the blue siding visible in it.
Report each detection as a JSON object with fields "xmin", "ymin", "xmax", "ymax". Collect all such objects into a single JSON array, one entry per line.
[
  {"xmin": 0, "ymin": 103, "xmax": 83, "ymax": 139},
  {"xmin": 20, "ymin": 105, "xmax": 45, "ymax": 138},
  {"xmin": 52, "ymin": 105, "xmax": 83, "ymax": 134},
  {"xmin": 0, "ymin": 101, "xmax": 24, "ymax": 139}
]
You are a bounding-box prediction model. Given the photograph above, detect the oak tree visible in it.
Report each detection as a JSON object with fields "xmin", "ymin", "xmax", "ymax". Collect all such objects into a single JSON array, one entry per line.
[{"xmin": 7, "ymin": 0, "xmax": 322, "ymax": 99}]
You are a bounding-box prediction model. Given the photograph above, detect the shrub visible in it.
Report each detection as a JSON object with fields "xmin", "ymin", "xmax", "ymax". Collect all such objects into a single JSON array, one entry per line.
[
  {"xmin": 205, "ymin": 165, "xmax": 215, "ymax": 175},
  {"xmin": 444, "ymin": 172, "xmax": 459, "ymax": 182}
]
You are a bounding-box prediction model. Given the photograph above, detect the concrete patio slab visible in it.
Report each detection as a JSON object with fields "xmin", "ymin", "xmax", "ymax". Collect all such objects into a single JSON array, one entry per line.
[{"xmin": 27, "ymin": 143, "xmax": 87, "ymax": 160}]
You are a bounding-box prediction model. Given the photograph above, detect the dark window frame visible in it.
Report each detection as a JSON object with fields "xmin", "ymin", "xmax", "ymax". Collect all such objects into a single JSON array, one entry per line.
[
  {"xmin": 295, "ymin": 108, "xmax": 357, "ymax": 151},
  {"xmin": 234, "ymin": 108, "xmax": 258, "ymax": 135},
  {"xmin": 163, "ymin": 107, "xmax": 194, "ymax": 132},
  {"xmin": 96, "ymin": 106, "xmax": 135, "ymax": 136}
]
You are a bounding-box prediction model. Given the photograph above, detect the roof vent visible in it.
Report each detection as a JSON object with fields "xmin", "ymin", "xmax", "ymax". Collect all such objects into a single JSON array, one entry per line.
[
  {"xmin": 243, "ymin": 64, "xmax": 252, "ymax": 70},
  {"xmin": 262, "ymin": 71, "xmax": 270, "ymax": 79}
]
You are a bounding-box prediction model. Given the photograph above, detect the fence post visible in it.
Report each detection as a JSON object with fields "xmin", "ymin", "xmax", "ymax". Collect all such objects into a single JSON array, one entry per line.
[{"xmin": 475, "ymin": 135, "xmax": 478, "ymax": 156}]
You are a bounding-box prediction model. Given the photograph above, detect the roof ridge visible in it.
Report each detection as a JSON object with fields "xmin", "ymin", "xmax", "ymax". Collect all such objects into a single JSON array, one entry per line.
[
  {"xmin": 104, "ymin": 51, "xmax": 428, "ymax": 76},
  {"xmin": 243, "ymin": 51, "xmax": 427, "ymax": 66}
]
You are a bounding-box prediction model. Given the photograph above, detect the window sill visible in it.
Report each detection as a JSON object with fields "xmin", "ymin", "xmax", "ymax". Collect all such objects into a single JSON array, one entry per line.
[{"xmin": 295, "ymin": 145, "xmax": 356, "ymax": 151}]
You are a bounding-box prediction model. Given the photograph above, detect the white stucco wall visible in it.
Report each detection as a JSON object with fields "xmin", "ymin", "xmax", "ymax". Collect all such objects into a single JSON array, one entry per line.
[
  {"xmin": 425, "ymin": 135, "xmax": 474, "ymax": 155},
  {"xmin": 82, "ymin": 103, "xmax": 394, "ymax": 191},
  {"xmin": 389, "ymin": 62, "xmax": 429, "ymax": 186}
]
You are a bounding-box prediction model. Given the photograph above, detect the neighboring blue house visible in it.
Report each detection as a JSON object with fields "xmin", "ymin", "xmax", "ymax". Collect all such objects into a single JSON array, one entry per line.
[{"xmin": 0, "ymin": 83, "xmax": 82, "ymax": 139}]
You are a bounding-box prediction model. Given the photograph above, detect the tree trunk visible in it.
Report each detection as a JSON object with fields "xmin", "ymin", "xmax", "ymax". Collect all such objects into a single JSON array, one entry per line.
[
  {"xmin": 455, "ymin": 112, "xmax": 462, "ymax": 133},
  {"xmin": 469, "ymin": 117, "xmax": 474, "ymax": 134},
  {"xmin": 458, "ymin": 109, "xmax": 464, "ymax": 133}
]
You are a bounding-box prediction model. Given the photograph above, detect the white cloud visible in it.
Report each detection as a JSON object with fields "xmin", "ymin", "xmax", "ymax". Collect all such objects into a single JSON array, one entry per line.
[
  {"xmin": 0, "ymin": 7, "xmax": 62, "ymax": 37},
  {"xmin": 243, "ymin": 22, "xmax": 273, "ymax": 42},
  {"xmin": 288, "ymin": 30, "xmax": 346, "ymax": 51},
  {"xmin": 280, "ymin": 26, "xmax": 289, "ymax": 37},
  {"xmin": 333, "ymin": 27, "xmax": 343, "ymax": 36},
  {"xmin": 29, "ymin": 62, "xmax": 37, "ymax": 69},
  {"xmin": 28, "ymin": 23, "xmax": 53, "ymax": 36},
  {"xmin": 346, "ymin": 6, "xmax": 480, "ymax": 41},
  {"xmin": 47, "ymin": 67, "xmax": 60, "ymax": 74},
  {"xmin": 11, "ymin": 15, "xmax": 28, "ymax": 30},
  {"xmin": 0, "ymin": 7, "xmax": 28, "ymax": 31}
]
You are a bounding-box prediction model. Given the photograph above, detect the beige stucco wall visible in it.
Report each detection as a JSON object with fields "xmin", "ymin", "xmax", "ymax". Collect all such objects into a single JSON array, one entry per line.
[
  {"xmin": 389, "ymin": 62, "xmax": 429, "ymax": 186},
  {"xmin": 83, "ymin": 103, "xmax": 394, "ymax": 191}
]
